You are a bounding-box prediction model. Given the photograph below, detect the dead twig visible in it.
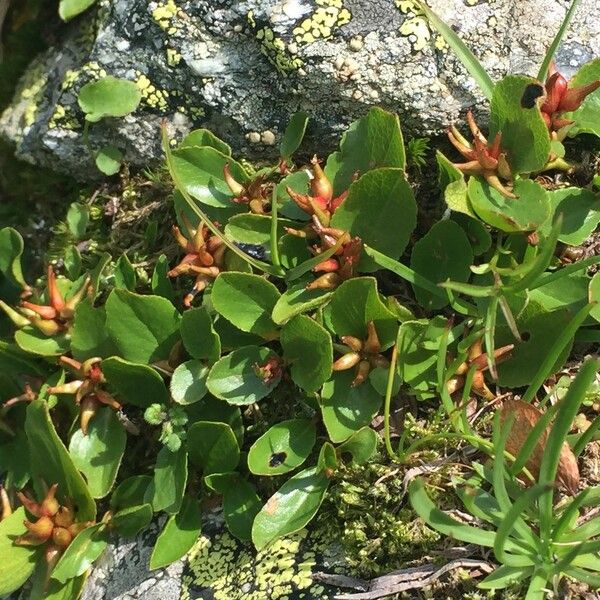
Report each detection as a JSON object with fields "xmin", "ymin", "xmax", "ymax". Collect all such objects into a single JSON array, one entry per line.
[{"xmin": 315, "ymin": 558, "xmax": 495, "ymax": 600}]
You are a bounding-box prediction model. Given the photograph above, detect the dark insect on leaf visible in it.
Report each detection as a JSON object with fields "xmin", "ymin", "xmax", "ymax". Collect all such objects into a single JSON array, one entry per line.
[
  {"xmin": 235, "ymin": 243, "xmax": 267, "ymax": 261},
  {"xmin": 520, "ymin": 83, "xmax": 545, "ymax": 109},
  {"xmin": 269, "ymin": 452, "xmax": 287, "ymax": 468}
]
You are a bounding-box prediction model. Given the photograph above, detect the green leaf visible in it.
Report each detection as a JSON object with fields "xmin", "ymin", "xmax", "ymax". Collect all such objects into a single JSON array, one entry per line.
[
  {"xmin": 321, "ymin": 371, "xmax": 382, "ymax": 443},
  {"xmin": 324, "ymin": 277, "xmax": 398, "ymax": 350},
  {"xmin": 0, "ymin": 227, "xmax": 27, "ymax": 288},
  {"xmin": 113, "ymin": 253, "xmax": 137, "ymax": 290},
  {"xmin": 280, "ymin": 315, "xmax": 332, "ymax": 392},
  {"xmin": 63, "ymin": 245, "xmax": 82, "ymax": 280},
  {"xmin": 69, "ymin": 407, "xmax": 126, "ymax": 498},
  {"xmin": 25, "ymin": 400, "xmax": 96, "ymax": 521},
  {"xmin": 0, "ymin": 508, "xmax": 40, "ymax": 596},
  {"xmin": 105, "ymin": 289, "xmax": 181, "ymax": 364},
  {"xmin": 252, "ymin": 466, "xmax": 329, "ymax": 550},
  {"xmin": 589, "ymin": 273, "xmax": 600, "ymax": 322},
  {"xmin": 171, "ymin": 359, "xmax": 209, "ymax": 405},
  {"xmin": 318, "ymin": 441, "xmax": 339, "ymax": 472},
  {"xmin": 452, "ymin": 213, "xmax": 492, "ymax": 256},
  {"xmin": 170, "ymin": 146, "xmax": 249, "ymax": 208},
  {"xmin": 211, "ymin": 272, "xmax": 280, "ymax": 339},
  {"xmin": 224, "ymin": 213, "xmax": 294, "ymax": 245},
  {"xmin": 151, "ymin": 255, "xmax": 175, "ymax": 301},
  {"xmin": 276, "ymin": 171, "xmax": 312, "ymax": 221},
  {"xmin": 336, "ymin": 427, "xmax": 378, "ymax": 464},
  {"xmin": 222, "ymin": 478, "xmax": 261, "ymax": 541},
  {"xmin": 149, "ymin": 445, "xmax": 188, "ymax": 514},
  {"xmin": 272, "ymin": 281, "xmax": 333, "ymax": 326},
  {"xmin": 415, "ymin": 0, "xmax": 494, "ymax": 100},
  {"xmin": 95, "ymin": 145, "xmax": 122, "ymax": 175},
  {"xmin": 565, "ymin": 59, "xmax": 600, "ymax": 138},
  {"xmin": 111, "ymin": 503, "xmax": 153, "ymax": 538},
  {"xmin": 78, "ymin": 76, "xmax": 141, "ymax": 122},
  {"xmin": 410, "ymin": 219, "xmax": 474, "ymax": 310},
  {"xmin": 248, "ymin": 418, "xmax": 316, "ymax": 476},
  {"xmin": 489, "ymin": 75, "xmax": 551, "ymax": 174},
  {"xmin": 150, "ymin": 495, "xmax": 202, "ymax": 569},
  {"xmin": 66, "ymin": 203, "xmax": 89, "ymax": 240},
  {"xmin": 280, "ymin": 112, "xmax": 309, "ymax": 158},
  {"xmin": 330, "ymin": 168, "xmax": 417, "ymax": 271},
  {"xmin": 187, "ymin": 396, "xmax": 244, "ymax": 447},
  {"xmin": 59, "ymin": 0, "xmax": 97, "ymax": 21},
  {"xmin": 102, "ymin": 356, "xmax": 169, "ymax": 408},
  {"xmin": 187, "ymin": 421, "xmax": 240, "ymax": 475},
  {"xmin": 542, "ymin": 187, "xmax": 600, "ymax": 246},
  {"xmin": 15, "ymin": 327, "xmax": 70, "ymax": 356},
  {"xmin": 478, "ymin": 565, "xmax": 534, "ymax": 590},
  {"xmin": 468, "ymin": 177, "xmax": 550, "ymax": 233},
  {"xmin": 213, "ymin": 316, "xmax": 264, "ymax": 352},
  {"xmin": 51, "ymin": 524, "xmax": 108, "ymax": 583},
  {"xmin": 325, "ymin": 107, "xmax": 406, "ymax": 195},
  {"xmin": 180, "ymin": 306, "xmax": 221, "ymax": 362},
  {"xmin": 179, "ymin": 129, "xmax": 231, "ymax": 155},
  {"xmin": 206, "ymin": 346, "xmax": 282, "ymax": 405}
]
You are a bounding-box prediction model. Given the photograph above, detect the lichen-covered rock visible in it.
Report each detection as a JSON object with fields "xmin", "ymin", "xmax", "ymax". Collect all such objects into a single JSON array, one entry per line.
[
  {"xmin": 1, "ymin": 0, "xmax": 598, "ymax": 179},
  {"xmin": 79, "ymin": 513, "xmax": 348, "ymax": 600}
]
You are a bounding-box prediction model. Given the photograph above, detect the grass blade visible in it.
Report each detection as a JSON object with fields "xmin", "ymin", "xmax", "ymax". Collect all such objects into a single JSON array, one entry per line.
[
  {"xmin": 478, "ymin": 564, "xmax": 534, "ymax": 589},
  {"xmin": 415, "ymin": 1, "xmax": 495, "ymax": 100},
  {"xmin": 572, "ymin": 414, "xmax": 600, "ymax": 457},
  {"xmin": 537, "ymin": 0, "xmax": 582, "ymax": 80},
  {"xmin": 284, "ymin": 237, "xmax": 344, "ymax": 282}
]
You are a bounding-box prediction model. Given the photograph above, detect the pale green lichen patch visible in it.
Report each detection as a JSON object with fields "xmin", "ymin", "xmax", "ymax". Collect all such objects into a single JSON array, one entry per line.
[
  {"xmin": 395, "ymin": 1, "xmax": 447, "ymax": 52},
  {"xmin": 291, "ymin": 0, "xmax": 351, "ymax": 44},
  {"xmin": 136, "ymin": 72, "xmax": 170, "ymax": 111}
]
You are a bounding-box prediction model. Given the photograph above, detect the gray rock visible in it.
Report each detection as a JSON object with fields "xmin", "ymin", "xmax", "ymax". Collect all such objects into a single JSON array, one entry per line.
[{"xmin": 1, "ymin": 0, "xmax": 598, "ymax": 179}]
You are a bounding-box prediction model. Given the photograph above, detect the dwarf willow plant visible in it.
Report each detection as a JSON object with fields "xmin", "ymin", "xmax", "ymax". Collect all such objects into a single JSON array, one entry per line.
[{"xmin": 1, "ymin": 5, "xmax": 600, "ymax": 595}]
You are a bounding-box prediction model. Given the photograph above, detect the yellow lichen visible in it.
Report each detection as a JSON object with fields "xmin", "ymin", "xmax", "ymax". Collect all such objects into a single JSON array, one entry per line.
[
  {"xmin": 395, "ymin": 0, "xmax": 448, "ymax": 53},
  {"xmin": 292, "ymin": 0, "xmax": 351, "ymax": 44}
]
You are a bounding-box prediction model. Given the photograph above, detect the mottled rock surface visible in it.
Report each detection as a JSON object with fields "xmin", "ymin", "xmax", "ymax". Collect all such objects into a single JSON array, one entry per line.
[
  {"xmin": 79, "ymin": 513, "xmax": 347, "ymax": 600},
  {"xmin": 1, "ymin": 0, "xmax": 598, "ymax": 179}
]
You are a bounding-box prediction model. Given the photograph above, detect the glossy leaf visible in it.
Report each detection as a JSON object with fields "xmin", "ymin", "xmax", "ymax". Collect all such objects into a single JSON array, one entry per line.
[
  {"xmin": 25, "ymin": 400, "xmax": 96, "ymax": 521},
  {"xmin": 59, "ymin": 0, "xmax": 97, "ymax": 20},
  {"xmin": 51, "ymin": 524, "xmax": 108, "ymax": 583},
  {"xmin": 337, "ymin": 427, "xmax": 378, "ymax": 464},
  {"xmin": 15, "ymin": 327, "xmax": 70, "ymax": 357},
  {"xmin": 180, "ymin": 306, "xmax": 221, "ymax": 362},
  {"xmin": 271, "ymin": 281, "xmax": 333, "ymax": 326},
  {"xmin": 171, "ymin": 359, "xmax": 209, "ymax": 405},
  {"xmin": 69, "ymin": 407, "xmax": 126, "ymax": 498},
  {"xmin": 102, "ymin": 356, "xmax": 169, "ymax": 408},
  {"xmin": 179, "ymin": 129, "xmax": 231, "ymax": 155},
  {"xmin": 222, "ymin": 478, "xmax": 262, "ymax": 541},
  {"xmin": 247, "ymin": 418, "xmax": 316, "ymax": 476},
  {"xmin": 96, "ymin": 145, "xmax": 122, "ymax": 176},
  {"xmin": 150, "ymin": 495, "xmax": 202, "ymax": 569},
  {"xmin": 113, "ymin": 253, "xmax": 136, "ymax": 290},
  {"xmin": 70, "ymin": 300, "xmax": 116, "ymax": 361},
  {"xmin": 151, "ymin": 254, "xmax": 175, "ymax": 301},
  {"xmin": 280, "ymin": 112, "xmax": 308, "ymax": 158},
  {"xmin": 110, "ymin": 475, "xmax": 152, "ymax": 511},
  {"xmin": 280, "ymin": 315, "xmax": 332, "ymax": 392},
  {"xmin": 331, "ymin": 168, "xmax": 417, "ymax": 271},
  {"xmin": 105, "ymin": 289, "xmax": 181, "ymax": 364},
  {"xmin": 149, "ymin": 445, "xmax": 188, "ymax": 514},
  {"xmin": 211, "ymin": 272, "xmax": 280, "ymax": 339},
  {"xmin": 252, "ymin": 466, "xmax": 329, "ymax": 550},
  {"xmin": 187, "ymin": 421, "xmax": 240, "ymax": 475},
  {"xmin": 207, "ymin": 345, "xmax": 282, "ymax": 405},
  {"xmin": 111, "ymin": 503, "xmax": 153, "ymax": 538},
  {"xmin": 321, "ymin": 371, "xmax": 382, "ymax": 443},
  {"xmin": 78, "ymin": 76, "xmax": 141, "ymax": 122},
  {"xmin": 0, "ymin": 227, "xmax": 27, "ymax": 288},
  {"xmin": 565, "ymin": 58, "xmax": 600, "ymax": 138}
]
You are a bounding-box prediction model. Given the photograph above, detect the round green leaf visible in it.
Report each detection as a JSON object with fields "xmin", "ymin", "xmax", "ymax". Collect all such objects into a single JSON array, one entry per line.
[
  {"xmin": 410, "ymin": 219, "xmax": 474, "ymax": 310},
  {"xmin": 452, "ymin": 213, "xmax": 492, "ymax": 255},
  {"xmin": 151, "ymin": 254, "xmax": 175, "ymax": 301},
  {"xmin": 95, "ymin": 145, "xmax": 122, "ymax": 176},
  {"xmin": 489, "ymin": 75, "xmax": 551, "ymax": 174},
  {"xmin": 280, "ymin": 315, "xmax": 332, "ymax": 392},
  {"xmin": 0, "ymin": 508, "xmax": 40, "ymax": 596},
  {"xmin": 111, "ymin": 504, "xmax": 153, "ymax": 539},
  {"xmin": 180, "ymin": 306, "xmax": 221, "ymax": 362},
  {"xmin": 222, "ymin": 478, "xmax": 262, "ymax": 541},
  {"xmin": 59, "ymin": 0, "xmax": 97, "ymax": 21},
  {"xmin": 187, "ymin": 421, "xmax": 240, "ymax": 475},
  {"xmin": 321, "ymin": 371, "xmax": 382, "ymax": 443},
  {"xmin": 211, "ymin": 272, "xmax": 280, "ymax": 339},
  {"xmin": 69, "ymin": 407, "xmax": 126, "ymax": 498},
  {"xmin": 180, "ymin": 129, "xmax": 231, "ymax": 155},
  {"xmin": 105, "ymin": 289, "xmax": 181, "ymax": 364},
  {"xmin": 170, "ymin": 359, "xmax": 209, "ymax": 405},
  {"xmin": 66, "ymin": 203, "xmax": 89, "ymax": 241},
  {"xmin": 170, "ymin": 146, "xmax": 249, "ymax": 207},
  {"xmin": 337, "ymin": 427, "xmax": 378, "ymax": 465},
  {"xmin": 78, "ymin": 76, "xmax": 141, "ymax": 122},
  {"xmin": 325, "ymin": 107, "xmax": 406, "ymax": 195},
  {"xmin": 102, "ymin": 356, "xmax": 169, "ymax": 408},
  {"xmin": 25, "ymin": 400, "xmax": 96, "ymax": 521},
  {"xmin": 51, "ymin": 524, "xmax": 108, "ymax": 583},
  {"xmin": 331, "ymin": 168, "xmax": 416, "ymax": 271},
  {"xmin": 280, "ymin": 112, "xmax": 308, "ymax": 158},
  {"xmin": 317, "ymin": 441, "xmax": 338, "ymax": 472},
  {"xmin": 206, "ymin": 346, "xmax": 281, "ymax": 405},
  {"xmin": 468, "ymin": 177, "xmax": 550, "ymax": 233},
  {"xmin": 530, "ymin": 271, "xmax": 589, "ymax": 314},
  {"xmin": 323, "ymin": 277, "xmax": 398, "ymax": 350},
  {"xmin": 272, "ymin": 281, "xmax": 333, "ymax": 326},
  {"xmin": 187, "ymin": 396, "xmax": 244, "ymax": 447},
  {"xmin": 71, "ymin": 300, "xmax": 116, "ymax": 361},
  {"xmin": 225, "ymin": 213, "xmax": 295, "ymax": 245},
  {"xmin": 149, "ymin": 496, "xmax": 202, "ymax": 570},
  {"xmin": 14, "ymin": 327, "xmax": 70, "ymax": 356},
  {"xmin": 110, "ymin": 475, "xmax": 152, "ymax": 511},
  {"xmin": 248, "ymin": 418, "xmax": 316, "ymax": 476},
  {"xmin": 251, "ymin": 466, "xmax": 330, "ymax": 550},
  {"xmin": 544, "ymin": 187, "xmax": 600, "ymax": 246},
  {"xmin": 0, "ymin": 226, "xmax": 27, "ymax": 288},
  {"xmin": 149, "ymin": 445, "xmax": 188, "ymax": 514},
  {"xmin": 565, "ymin": 58, "xmax": 600, "ymax": 138}
]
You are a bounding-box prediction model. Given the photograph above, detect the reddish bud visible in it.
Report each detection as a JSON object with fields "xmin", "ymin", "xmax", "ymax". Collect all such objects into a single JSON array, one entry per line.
[
  {"xmin": 20, "ymin": 516, "xmax": 54, "ymax": 544},
  {"xmin": 223, "ymin": 164, "xmax": 245, "ymax": 197},
  {"xmin": 40, "ymin": 484, "xmax": 60, "ymax": 517},
  {"xmin": 351, "ymin": 360, "xmax": 371, "ymax": 387},
  {"xmin": 332, "ymin": 352, "xmax": 361, "ymax": 371},
  {"xmin": 310, "ymin": 156, "xmax": 333, "ymax": 205},
  {"xmin": 541, "ymin": 72, "xmax": 568, "ymax": 114},
  {"xmin": 558, "ymin": 79, "xmax": 600, "ymax": 112}
]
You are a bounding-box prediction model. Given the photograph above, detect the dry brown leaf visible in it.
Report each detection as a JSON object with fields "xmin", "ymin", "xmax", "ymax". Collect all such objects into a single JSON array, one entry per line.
[{"xmin": 500, "ymin": 398, "xmax": 580, "ymax": 495}]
